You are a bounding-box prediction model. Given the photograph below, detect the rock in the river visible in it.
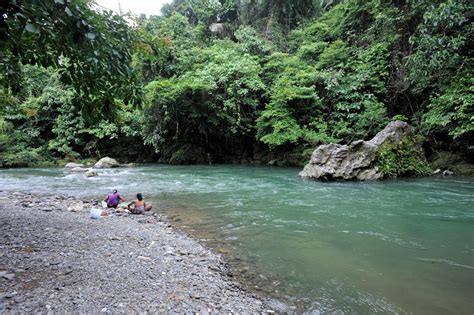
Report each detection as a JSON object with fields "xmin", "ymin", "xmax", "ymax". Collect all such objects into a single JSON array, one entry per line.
[
  {"xmin": 65, "ymin": 163, "xmax": 85, "ymax": 169},
  {"xmin": 442, "ymin": 170, "xmax": 454, "ymax": 176},
  {"xmin": 84, "ymin": 169, "xmax": 98, "ymax": 178},
  {"xmin": 300, "ymin": 121, "xmax": 415, "ymax": 181},
  {"xmin": 69, "ymin": 167, "xmax": 89, "ymax": 173},
  {"xmin": 94, "ymin": 157, "xmax": 120, "ymax": 169},
  {"xmin": 64, "ymin": 162, "xmax": 85, "ymax": 169}
]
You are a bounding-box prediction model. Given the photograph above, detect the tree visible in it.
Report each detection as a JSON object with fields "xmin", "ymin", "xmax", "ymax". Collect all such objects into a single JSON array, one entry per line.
[
  {"xmin": 407, "ymin": 0, "xmax": 473, "ymax": 148},
  {"xmin": 0, "ymin": 0, "xmax": 139, "ymax": 118},
  {"xmin": 143, "ymin": 41, "xmax": 265, "ymax": 163}
]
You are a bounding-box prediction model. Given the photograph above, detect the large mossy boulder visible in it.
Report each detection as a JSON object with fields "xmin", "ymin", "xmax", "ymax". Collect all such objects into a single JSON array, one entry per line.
[{"xmin": 299, "ymin": 121, "xmax": 431, "ymax": 181}]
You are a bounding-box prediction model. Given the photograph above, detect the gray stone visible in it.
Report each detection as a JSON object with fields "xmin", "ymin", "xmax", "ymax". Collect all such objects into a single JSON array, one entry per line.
[
  {"xmin": 69, "ymin": 167, "xmax": 89, "ymax": 173},
  {"xmin": 67, "ymin": 201, "xmax": 84, "ymax": 212},
  {"xmin": 84, "ymin": 170, "xmax": 98, "ymax": 178},
  {"xmin": 300, "ymin": 121, "xmax": 416, "ymax": 181},
  {"xmin": 443, "ymin": 170, "xmax": 454, "ymax": 176},
  {"xmin": 4, "ymin": 292, "xmax": 17, "ymax": 299},
  {"xmin": 94, "ymin": 157, "xmax": 120, "ymax": 169},
  {"xmin": 64, "ymin": 163, "xmax": 85, "ymax": 169},
  {"xmin": 0, "ymin": 271, "xmax": 15, "ymax": 280}
]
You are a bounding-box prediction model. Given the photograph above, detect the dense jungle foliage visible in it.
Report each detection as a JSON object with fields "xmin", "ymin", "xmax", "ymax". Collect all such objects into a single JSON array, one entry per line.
[{"xmin": 1, "ymin": 0, "xmax": 473, "ymax": 169}]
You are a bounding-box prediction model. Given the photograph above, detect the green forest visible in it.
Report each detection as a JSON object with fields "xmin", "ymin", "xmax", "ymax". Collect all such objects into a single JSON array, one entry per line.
[{"xmin": 1, "ymin": 0, "xmax": 472, "ymax": 170}]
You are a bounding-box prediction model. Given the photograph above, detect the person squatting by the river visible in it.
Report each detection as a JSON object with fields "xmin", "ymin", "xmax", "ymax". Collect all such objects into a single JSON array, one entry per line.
[
  {"xmin": 128, "ymin": 193, "xmax": 153, "ymax": 215},
  {"xmin": 104, "ymin": 189, "xmax": 125, "ymax": 208}
]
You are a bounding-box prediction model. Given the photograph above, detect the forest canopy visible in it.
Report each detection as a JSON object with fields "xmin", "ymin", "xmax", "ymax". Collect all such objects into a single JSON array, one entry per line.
[{"xmin": 1, "ymin": 0, "xmax": 473, "ymax": 167}]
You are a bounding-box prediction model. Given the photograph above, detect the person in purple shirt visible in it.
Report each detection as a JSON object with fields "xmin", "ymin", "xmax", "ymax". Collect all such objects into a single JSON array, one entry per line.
[{"xmin": 104, "ymin": 189, "xmax": 125, "ymax": 208}]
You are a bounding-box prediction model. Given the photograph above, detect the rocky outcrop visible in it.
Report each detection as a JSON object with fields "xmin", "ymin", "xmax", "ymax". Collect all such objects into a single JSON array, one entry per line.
[
  {"xmin": 94, "ymin": 157, "xmax": 120, "ymax": 169},
  {"xmin": 299, "ymin": 121, "xmax": 415, "ymax": 181}
]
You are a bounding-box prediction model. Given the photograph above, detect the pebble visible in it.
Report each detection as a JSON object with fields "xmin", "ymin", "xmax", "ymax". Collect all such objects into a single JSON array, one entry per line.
[
  {"xmin": 137, "ymin": 256, "xmax": 151, "ymax": 261},
  {"xmin": 0, "ymin": 271, "xmax": 15, "ymax": 280},
  {"xmin": 4, "ymin": 292, "xmax": 17, "ymax": 299}
]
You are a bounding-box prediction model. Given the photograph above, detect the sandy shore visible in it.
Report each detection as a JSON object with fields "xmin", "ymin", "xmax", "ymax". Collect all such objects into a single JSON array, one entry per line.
[{"xmin": 0, "ymin": 191, "xmax": 285, "ymax": 313}]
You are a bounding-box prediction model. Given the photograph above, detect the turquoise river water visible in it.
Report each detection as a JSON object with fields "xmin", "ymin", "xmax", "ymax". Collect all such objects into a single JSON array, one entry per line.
[{"xmin": 1, "ymin": 165, "xmax": 473, "ymax": 314}]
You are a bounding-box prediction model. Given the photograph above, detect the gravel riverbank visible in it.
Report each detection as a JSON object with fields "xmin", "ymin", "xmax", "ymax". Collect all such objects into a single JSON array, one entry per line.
[{"xmin": 0, "ymin": 191, "xmax": 285, "ymax": 313}]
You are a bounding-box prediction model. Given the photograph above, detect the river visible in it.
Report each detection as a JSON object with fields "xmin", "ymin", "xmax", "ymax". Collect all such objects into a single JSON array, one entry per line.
[{"xmin": 1, "ymin": 165, "xmax": 473, "ymax": 314}]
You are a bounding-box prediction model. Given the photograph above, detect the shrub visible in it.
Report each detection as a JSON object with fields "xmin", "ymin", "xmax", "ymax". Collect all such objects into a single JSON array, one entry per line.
[{"xmin": 378, "ymin": 136, "xmax": 432, "ymax": 178}]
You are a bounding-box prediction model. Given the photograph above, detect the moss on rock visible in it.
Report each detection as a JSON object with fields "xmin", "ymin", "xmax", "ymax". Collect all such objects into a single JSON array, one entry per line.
[{"xmin": 378, "ymin": 136, "xmax": 431, "ymax": 178}]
